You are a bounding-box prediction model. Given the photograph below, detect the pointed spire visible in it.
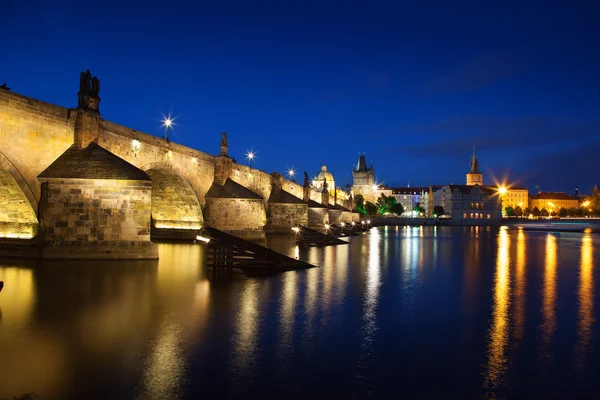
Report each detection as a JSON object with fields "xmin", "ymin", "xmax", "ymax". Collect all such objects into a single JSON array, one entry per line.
[{"xmin": 469, "ymin": 146, "xmax": 480, "ymax": 174}]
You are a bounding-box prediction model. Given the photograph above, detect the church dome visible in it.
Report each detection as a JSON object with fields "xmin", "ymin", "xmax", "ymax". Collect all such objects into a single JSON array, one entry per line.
[{"xmin": 316, "ymin": 165, "xmax": 334, "ymax": 183}]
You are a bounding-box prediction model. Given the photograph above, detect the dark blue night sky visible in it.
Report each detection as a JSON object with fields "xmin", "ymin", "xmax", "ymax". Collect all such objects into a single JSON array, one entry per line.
[{"xmin": 2, "ymin": 0, "xmax": 599, "ymax": 193}]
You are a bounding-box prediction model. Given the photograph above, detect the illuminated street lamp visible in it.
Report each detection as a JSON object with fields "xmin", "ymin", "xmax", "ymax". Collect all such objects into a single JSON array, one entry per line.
[
  {"xmin": 245, "ymin": 150, "xmax": 255, "ymax": 168},
  {"xmin": 498, "ymin": 186, "xmax": 507, "ymax": 195},
  {"xmin": 161, "ymin": 117, "xmax": 173, "ymax": 142},
  {"xmin": 292, "ymin": 226, "xmax": 300, "ymax": 234},
  {"xmin": 288, "ymin": 168, "xmax": 296, "ymax": 180}
]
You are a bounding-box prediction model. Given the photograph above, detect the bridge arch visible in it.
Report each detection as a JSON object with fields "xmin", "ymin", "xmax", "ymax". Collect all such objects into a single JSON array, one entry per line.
[
  {"xmin": 0, "ymin": 151, "xmax": 39, "ymax": 214},
  {"xmin": 143, "ymin": 165, "xmax": 203, "ymax": 229},
  {"xmin": 0, "ymin": 168, "xmax": 39, "ymax": 238}
]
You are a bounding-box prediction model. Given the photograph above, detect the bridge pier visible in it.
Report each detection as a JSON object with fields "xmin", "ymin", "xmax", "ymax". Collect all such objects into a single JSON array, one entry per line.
[{"xmin": 38, "ymin": 142, "xmax": 158, "ymax": 259}]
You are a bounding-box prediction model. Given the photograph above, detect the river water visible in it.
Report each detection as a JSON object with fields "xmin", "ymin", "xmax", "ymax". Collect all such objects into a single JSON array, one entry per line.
[{"xmin": 0, "ymin": 226, "xmax": 598, "ymax": 399}]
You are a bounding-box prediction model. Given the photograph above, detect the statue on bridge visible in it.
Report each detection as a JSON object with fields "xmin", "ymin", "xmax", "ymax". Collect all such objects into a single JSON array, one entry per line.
[
  {"xmin": 220, "ymin": 132, "xmax": 229, "ymax": 156},
  {"xmin": 77, "ymin": 70, "xmax": 101, "ymax": 112},
  {"xmin": 303, "ymin": 171, "xmax": 309, "ymax": 187}
]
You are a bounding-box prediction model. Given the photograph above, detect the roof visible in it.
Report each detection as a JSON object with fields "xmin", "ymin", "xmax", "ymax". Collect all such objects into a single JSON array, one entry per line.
[
  {"xmin": 531, "ymin": 192, "xmax": 578, "ymax": 200},
  {"xmin": 268, "ymin": 188, "xmax": 305, "ymax": 204},
  {"xmin": 315, "ymin": 165, "xmax": 334, "ymax": 183},
  {"xmin": 205, "ymin": 178, "xmax": 263, "ymax": 199},
  {"xmin": 38, "ymin": 142, "xmax": 150, "ymax": 180},
  {"xmin": 330, "ymin": 203, "xmax": 351, "ymax": 211},
  {"xmin": 391, "ymin": 187, "xmax": 428, "ymax": 194},
  {"xmin": 440, "ymin": 184, "xmax": 498, "ymax": 195},
  {"xmin": 307, "ymin": 199, "xmax": 327, "ymax": 208},
  {"xmin": 356, "ymin": 155, "xmax": 371, "ymax": 171}
]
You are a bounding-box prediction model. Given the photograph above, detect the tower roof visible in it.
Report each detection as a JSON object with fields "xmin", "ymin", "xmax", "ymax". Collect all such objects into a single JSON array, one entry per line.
[
  {"xmin": 356, "ymin": 154, "xmax": 371, "ymax": 171},
  {"xmin": 468, "ymin": 147, "xmax": 480, "ymax": 174}
]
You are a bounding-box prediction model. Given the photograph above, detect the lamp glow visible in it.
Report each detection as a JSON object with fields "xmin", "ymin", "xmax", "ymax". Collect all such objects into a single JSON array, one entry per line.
[
  {"xmin": 292, "ymin": 227, "xmax": 300, "ymax": 233},
  {"xmin": 498, "ymin": 186, "xmax": 507, "ymax": 195}
]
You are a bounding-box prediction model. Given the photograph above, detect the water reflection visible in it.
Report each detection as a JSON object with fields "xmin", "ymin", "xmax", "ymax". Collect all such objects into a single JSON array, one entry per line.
[
  {"xmin": 540, "ymin": 234, "xmax": 557, "ymax": 365},
  {"xmin": 513, "ymin": 229, "xmax": 526, "ymax": 343},
  {"xmin": 232, "ymin": 279, "xmax": 261, "ymax": 375},
  {"xmin": 278, "ymin": 270, "xmax": 297, "ymax": 363},
  {"xmin": 574, "ymin": 234, "xmax": 594, "ymax": 369},
  {"xmin": 484, "ymin": 226, "xmax": 511, "ymax": 394}
]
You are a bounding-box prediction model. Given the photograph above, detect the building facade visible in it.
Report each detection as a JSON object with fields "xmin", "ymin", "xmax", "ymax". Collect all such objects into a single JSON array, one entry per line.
[
  {"xmin": 391, "ymin": 187, "xmax": 427, "ymax": 216},
  {"xmin": 499, "ymin": 187, "xmax": 529, "ymax": 212},
  {"xmin": 434, "ymin": 184, "xmax": 502, "ymax": 225},
  {"xmin": 530, "ymin": 192, "xmax": 580, "ymax": 212}
]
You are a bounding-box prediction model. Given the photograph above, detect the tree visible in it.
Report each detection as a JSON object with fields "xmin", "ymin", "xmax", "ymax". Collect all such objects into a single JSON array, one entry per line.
[
  {"xmin": 540, "ymin": 208, "xmax": 549, "ymax": 217},
  {"xmin": 390, "ymin": 203, "xmax": 405, "ymax": 216},
  {"xmin": 364, "ymin": 201, "xmax": 378, "ymax": 216},
  {"xmin": 514, "ymin": 206, "xmax": 523, "ymax": 217},
  {"xmin": 568, "ymin": 207, "xmax": 578, "ymax": 217},
  {"xmin": 524, "ymin": 207, "xmax": 531, "ymax": 216},
  {"xmin": 559, "ymin": 207, "xmax": 568, "ymax": 217},
  {"xmin": 376, "ymin": 194, "xmax": 400, "ymax": 215},
  {"xmin": 532, "ymin": 207, "xmax": 541, "ymax": 217},
  {"xmin": 355, "ymin": 194, "xmax": 366, "ymax": 214},
  {"xmin": 505, "ymin": 207, "xmax": 515, "ymax": 217},
  {"xmin": 433, "ymin": 205, "xmax": 445, "ymax": 217},
  {"xmin": 414, "ymin": 204, "xmax": 425, "ymax": 215}
]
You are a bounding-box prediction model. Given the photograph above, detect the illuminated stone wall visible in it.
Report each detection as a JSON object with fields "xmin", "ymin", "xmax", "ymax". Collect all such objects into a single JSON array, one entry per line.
[
  {"xmin": 97, "ymin": 121, "xmax": 215, "ymax": 206},
  {"xmin": 0, "ymin": 90, "xmax": 74, "ymax": 211},
  {"xmin": 146, "ymin": 169, "xmax": 203, "ymax": 229},
  {"xmin": 39, "ymin": 179, "xmax": 157, "ymax": 259},
  {"xmin": 328, "ymin": 209, "xmax": 342, "ymax": 225},
  {"xmin": 204, "ymin": 198, "xmax": 266, "ymax": 239},
  {"xmin": 265, "ymin": 203, "xmax": 308, "ymax": 232},
  {"xmin": 308, "ymin": 207, "xmax": 328, "ymax": 227},
  {"xmin": 0, "ymin": 170, "xmax": 39, "ymax": 238}
]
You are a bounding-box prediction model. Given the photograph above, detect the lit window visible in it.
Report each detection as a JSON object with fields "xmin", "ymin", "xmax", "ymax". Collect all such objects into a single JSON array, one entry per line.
[
  {"xmin": 487, "ymin": 214, "xmax": 491, "ymax": 219},
  {"xmin": 463, "ymin": 213, "xmax": 467, "ymax": 218}
]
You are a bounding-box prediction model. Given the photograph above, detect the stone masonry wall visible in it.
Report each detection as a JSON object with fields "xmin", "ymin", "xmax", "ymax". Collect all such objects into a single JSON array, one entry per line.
[
  {"xmin": 328, "ymin": 209, "xmax": 342, "ymax": 225},
  {"xmin": 204, "ymin": 198, "xmax": 266, "ymax": 239},
  {"xmin": 308, "ymin": 208, "xmax": 328, "ymax": 227},
  {"xmin": 265, "ymin": 203, "xmax": 308, "ymax": 233},
  {"xmin": 0, "ymin": 169, "xmax": 39, "ymax": 238},
  {"xmin": 39, "ymin": 179, "xmax": 157, "ymax": 259},
  {"xmin": 98, "ymin": 121, "xmax": 215, "ymax": 206},
  {"xmin": 0, "ymin": 90, "xmax": 74, "ymax": 210}
]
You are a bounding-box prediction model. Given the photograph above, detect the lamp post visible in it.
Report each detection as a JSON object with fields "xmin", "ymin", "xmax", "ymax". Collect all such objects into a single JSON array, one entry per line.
[
  {"xmin": 288, "ymin": 168, "xmax": 295, "ymax": 181},
  {"xmin": 162, "ymin": 117, "xmax": 173, "ymax": 142},
  {"xmin": 246, "ymin": 151, "xmax": 255, "ymax": 168}
]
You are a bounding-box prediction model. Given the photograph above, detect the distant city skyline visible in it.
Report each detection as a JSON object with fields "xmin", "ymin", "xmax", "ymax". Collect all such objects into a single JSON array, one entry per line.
[{"xmin": 2, "ymin": 1, "xmax": 598, "ymax": 193}]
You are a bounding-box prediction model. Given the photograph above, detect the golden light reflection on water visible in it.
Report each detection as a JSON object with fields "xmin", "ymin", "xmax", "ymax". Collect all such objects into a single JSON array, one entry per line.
[
  {"xmin": 278, "ymin": 270, "xmax": 298, "ymax": 359},
  {"xmin": 363, "ymin": 228, "xmax": 381, "ymax": 338},
  {"xmin": 541, "ymin": 234, "xmax": 557, "ymax": 357},
  {"xmin": 574, "ymin": 234, "xmax": 594, "ymax": 369},
  {"xmin": 484, "ymin": 226, "xmax": 511, "ymax": 393},
  {"xmin": 0, "ymin": 265, "xmax": 66, "ymax": 397},
  {"xmin": 233, "ymin": 279, "xmax": 261, "ymax": 374},
  {"xmin": 0, "ymin": 266, "xmax": 35, "ymax": 333},
  {"xmin": 513, "ymin": 229, "xmax": 526, "ymax": 343}
]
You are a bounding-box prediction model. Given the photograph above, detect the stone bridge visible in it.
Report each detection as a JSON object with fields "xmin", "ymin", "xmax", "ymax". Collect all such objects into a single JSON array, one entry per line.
[{"xmin": 0, "ymin": 71, "xmax": 357, "ymax": 259}]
